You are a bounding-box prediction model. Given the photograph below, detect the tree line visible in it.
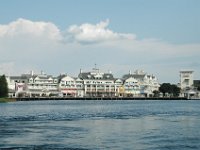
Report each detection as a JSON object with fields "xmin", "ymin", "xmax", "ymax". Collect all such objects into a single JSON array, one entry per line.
[
  {"xmin": 153, "ymin": 83, "xmax": 181, "ymax": 97},
  {"xmin": 0, "ymin": 75, "xmax": 8, "ymax": 98}
]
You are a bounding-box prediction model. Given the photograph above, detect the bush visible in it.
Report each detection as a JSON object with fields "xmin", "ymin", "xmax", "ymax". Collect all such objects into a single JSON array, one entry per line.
[{"xmin": 0, "ymin": 75, "xmax": 8, "ymax": 98}]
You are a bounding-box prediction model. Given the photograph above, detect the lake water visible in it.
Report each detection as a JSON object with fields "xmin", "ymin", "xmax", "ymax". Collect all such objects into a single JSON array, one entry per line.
[{"xmin": 0, "ymin": 100, "xmax": 200, "ymax": 150}]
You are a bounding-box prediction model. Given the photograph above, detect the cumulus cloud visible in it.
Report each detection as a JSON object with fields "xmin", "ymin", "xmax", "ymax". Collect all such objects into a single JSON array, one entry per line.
[
  {"xmin": 66, "ymin": 19, "xmax": 136, "ymax": 43},
  {"xmin": 0, "ymin": 18, "xmax": 200, "ymax": 82},
  {"xmin": 0, "ymin": 18, "xmax": 62, "ymax": 40}
]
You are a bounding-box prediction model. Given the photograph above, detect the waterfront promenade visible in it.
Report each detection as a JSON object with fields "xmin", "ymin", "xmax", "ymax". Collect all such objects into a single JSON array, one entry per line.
[{"xmin": 16, "ymin": 97, "xmax": 188, "ymax": 101}]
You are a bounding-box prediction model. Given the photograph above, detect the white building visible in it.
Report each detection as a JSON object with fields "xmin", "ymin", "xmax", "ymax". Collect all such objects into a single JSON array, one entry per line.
[
  {"xmin": 122, "ymin": 70, "xmax": 160, "ymax": 97},
  {"xmin": 58, "ymin": 74, "xmax": 84, "ymax": 97},
  {"xmin": 26, "ymin": 71, "xmax": 58, "ymax": 97},
  {"xmin": 78, "ymin": 68, "xmax": 120, "ymax": 97},
  {"xmin": 180, "ymin": 70, "xmax": 194, "ymax": 90},
  {"xmin": 6, "ymin": 69, "xmax": 160, "ymax": 98},
  {"xmin": 6, "ymin": 76, "xmax": 28, "ymax": 97},
  {"xmin": 7, "ymin": 71, "xmax": 59, "ymax": 97},
  {"xmin": 123, "ymin": 77, "xmax": 140, "ymax": 96},
  {"xmin": 75, "ymin": 77, "xmax": 85, "ymax": 97},
  {"xmin": 114, "ymin": 79, "xmax": 124, "ymax": 97},
  {"xmin": 179, "ymin": 70, "xmax": 199, "ymax": 99}
]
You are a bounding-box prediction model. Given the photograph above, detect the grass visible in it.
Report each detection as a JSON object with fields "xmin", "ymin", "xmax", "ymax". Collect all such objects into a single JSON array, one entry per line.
[{"xmin": 0, "ymin": 98, "xmax": 16, "ymax": 103}]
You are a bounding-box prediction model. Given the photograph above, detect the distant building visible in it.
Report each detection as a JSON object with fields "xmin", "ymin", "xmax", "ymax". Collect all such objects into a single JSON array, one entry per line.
[
  {"xmin": 7, "ymin": 71, "xmax": 59, "ymax": 97},
  {"xmin": 58, "ymin": 74, "xmax": 84, "ymax": 97},
  {"xmin": 179, "ymin": 70, "xmax": 200, "ymax": 99},
  {"xmin": 122, "ymin": 76, "xmax": 140, "ymax": 97},
  {"xmin": 78, "ymin": 68, "xmax": 119, "ymax": 97},
  {"xmin": 25, "ymin": 71, "xmax": 59, "ymax": 97},
  {"xmin": 6, "ymin": 76, "xmax": 28, "ymax": 97},
  {"xmin": 180, "ymin": 70, "xmax": 194, "ymax": 90},
  {"xmin": 122, "ymin": 70, "xmax": 160, "ymax": 97},
  {"xmin": 58, "ymin": 75, "xmax": 76, "ymax": 97},
  {"xmin": 6, "ymin": 68, "xmax": 160, "ymax": 98}
]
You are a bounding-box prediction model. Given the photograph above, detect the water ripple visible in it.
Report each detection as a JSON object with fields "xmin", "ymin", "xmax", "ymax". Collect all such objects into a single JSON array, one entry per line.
[{"xmin": 0, "ymin": 100, "xmax": 200, "ymax": 149}]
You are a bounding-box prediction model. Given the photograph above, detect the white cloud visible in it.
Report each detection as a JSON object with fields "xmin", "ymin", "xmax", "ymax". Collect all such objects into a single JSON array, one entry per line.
[
  {"xmin": 0, "ymin": 18, "xmax": 62, "ymax": 40},
  {"xmin": 67, "ymin": 19, "xmax": 136, "ymax": 43},
  {"xmin": 0, "ymin": 18, "xmax": 200, "ymax": 83}
]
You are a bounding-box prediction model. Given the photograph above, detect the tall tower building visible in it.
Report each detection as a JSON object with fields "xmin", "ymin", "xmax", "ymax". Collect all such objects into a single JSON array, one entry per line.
[{"xmin": 180, "ymin": 70, "xmax": 194, "ymax": 90}]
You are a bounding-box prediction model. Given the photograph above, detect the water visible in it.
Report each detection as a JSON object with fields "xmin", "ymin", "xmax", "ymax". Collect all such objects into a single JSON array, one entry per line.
[{"xmin": 0, "ymin": 100, "xmax": 200, "ymax": 150}]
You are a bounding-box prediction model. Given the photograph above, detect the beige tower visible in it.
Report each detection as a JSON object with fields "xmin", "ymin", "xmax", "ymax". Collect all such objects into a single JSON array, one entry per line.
[{"xmin": 180, "ymin": 70, "xmax": 194, "ymax": 90}]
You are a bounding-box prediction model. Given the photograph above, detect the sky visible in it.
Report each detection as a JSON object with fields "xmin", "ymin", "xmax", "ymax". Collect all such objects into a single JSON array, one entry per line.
[{"xmin": 0, "ymin": 0, "xmax": 200, "ymax": 83}]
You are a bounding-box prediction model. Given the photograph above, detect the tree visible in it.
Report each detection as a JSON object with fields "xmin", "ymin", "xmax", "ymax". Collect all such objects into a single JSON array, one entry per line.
[
  {"xmin": 171, "ymin": 84, "xmax": 181, "ymax": 97},
  {"xmin": 197, "ymin": 86, "xmax": 200, "ymax": 91},
  {"xmin": 159, "ymin": 83, "xmax": 171, "ymax": 97},
  {"xmin": 0, "ymin": 75, "xmax": 8, "ymax": 98},
  {"xmin": 153, "ymin": 90, "xmax": 160, "ymax": 97},
  {"xmin": 159, "ymin": 83, "xmax": 180, "ymax": 97}
]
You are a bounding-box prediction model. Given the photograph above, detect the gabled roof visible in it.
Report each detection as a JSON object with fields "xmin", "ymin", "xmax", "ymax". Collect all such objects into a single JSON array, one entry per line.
[
  {"xmin": 103, "ymin": 73, "xmax": 114, "ymax": 80},
  {"xmin": 125, "ymin": 77, "xmax": 138, "ymax": 83},
  {"xmin": 115, "ymin": 78, "xmax": 123, "ymax": 82},
  {"xmin": 122, "ymin": 74, "xmax": 146, "ymax": 80},
  {"xmin": 78, "ymin": 72, "xmax": 91, "ymax": 79},
  {"xmin": 60, "ymin": 76, "xmax": 75, "ymax": 81},
  {"xmin": 35, "ymin": 75, "xmax": 54, "ymax": 80},
  {"xmin": 78, "ymin": 72, "xmax": 114, "ymax": 80},
  {"xmin": 75, "ymin": 78, "xmax": 83, "ymax": 81},
  {"xmin": 10, "ymin": 76, "xmax": 28, "ymax": 80}
]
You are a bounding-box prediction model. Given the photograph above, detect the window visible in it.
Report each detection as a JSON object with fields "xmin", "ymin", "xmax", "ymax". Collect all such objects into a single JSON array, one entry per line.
[{"xmin": 77, "ymin": 85, "xmax": 81, "ymax": 88}]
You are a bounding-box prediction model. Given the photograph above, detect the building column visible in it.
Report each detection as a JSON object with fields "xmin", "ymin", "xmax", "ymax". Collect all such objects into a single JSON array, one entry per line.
[
  {"xmin": 84, "ymin": 85, "xmax": 87, "ymax": 96},
  {"xmin": 109, "ymin": 85, "xmax": 111, "ymax": 97}
]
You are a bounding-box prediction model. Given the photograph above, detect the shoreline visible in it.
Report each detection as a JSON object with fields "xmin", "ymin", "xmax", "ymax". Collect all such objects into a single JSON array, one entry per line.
[
  {"xmin": 16, "ymin": 97, "xmax": 191, "ymax": 101},
  {"xmin": 0, "ymin": 98, "xmax": 16, "ymax": 103},
  {"xmin": 2, "ymin": 97, "xmax": 200, "ymax": 102}
]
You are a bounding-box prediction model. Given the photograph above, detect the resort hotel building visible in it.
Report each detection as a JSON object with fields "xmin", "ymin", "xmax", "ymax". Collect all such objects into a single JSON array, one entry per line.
[
  {"xmin": 179, "ymin": 70, "xmax": 200, "ymax": 98},
  {"xmin": 6, "ymin": 68, "xmax": 160, "ymax": 98},
  {"xmin": 6, "ymin": 71, "xmax": 59, "ymax": 98}
]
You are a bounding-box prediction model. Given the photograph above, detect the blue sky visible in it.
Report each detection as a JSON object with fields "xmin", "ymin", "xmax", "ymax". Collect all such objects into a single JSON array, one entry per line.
[
  {"xmin": 1, "ymin": 0, "xmax": 199, "ymax": 43},
  {"xmin": 0, "ymin": 0, "xmax": 200, "ymax": 83}
]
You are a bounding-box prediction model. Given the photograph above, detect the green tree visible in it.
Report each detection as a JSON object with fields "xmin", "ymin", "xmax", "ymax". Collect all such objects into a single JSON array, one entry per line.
[
  {"xmin": 159, "ymin": 83, "xmax": 171, "ymax": 97},
  {"xmin": 171, "ymin": 84, "xmax": 181, "ymax": 97},
  {"xmin": 0, "ymin": 75, "xmax": 8, "ymax": 98},
  {"xmin": 153, "ymin": 90, "xmax": 160, "ymax": 97},
  {"xmin": 197, "ymin": 86, "xmax": 200, "ymax": 91},
  {"xmin": 159, "ymin": 83, "xmax": 180, "ymax": 97}
]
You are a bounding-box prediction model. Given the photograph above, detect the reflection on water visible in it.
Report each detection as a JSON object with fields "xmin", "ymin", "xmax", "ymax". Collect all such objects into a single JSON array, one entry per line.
[{"xmin": 0, "ymin": 100, "xmax": 200, "ymax": 149}]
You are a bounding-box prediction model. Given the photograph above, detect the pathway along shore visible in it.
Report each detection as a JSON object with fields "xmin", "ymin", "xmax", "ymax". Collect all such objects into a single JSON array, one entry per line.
[{"xmin": 16, "ymin": 97, "xmax": 189, "ymax": 101}]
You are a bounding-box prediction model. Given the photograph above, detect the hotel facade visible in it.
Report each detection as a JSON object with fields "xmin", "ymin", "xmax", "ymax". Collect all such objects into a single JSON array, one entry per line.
[
  {"xmin": 179, "ymin": 70, "xmax": 200, "ymax": 98},
  {"xmin": 6, "ymin": 69, "xmax": 160, "ymax": 98}
]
